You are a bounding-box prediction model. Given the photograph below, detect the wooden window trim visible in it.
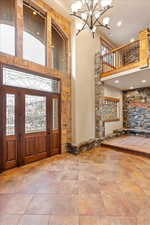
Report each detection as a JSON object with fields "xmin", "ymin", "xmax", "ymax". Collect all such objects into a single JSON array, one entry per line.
[
  {"xmin": 100, "ymin": 37, "xmax": 114, "ymax": 50},
  {"xmin": 103, "ymin": 97, "xmax": 120, "ymax": 123},
  {"xmin": 104, "ymin": 96, "xmax": 120, "ymax": 102}
]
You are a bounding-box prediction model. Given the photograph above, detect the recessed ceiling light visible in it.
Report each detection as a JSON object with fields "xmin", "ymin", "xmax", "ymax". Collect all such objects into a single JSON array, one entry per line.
[
  {"xmin": 130, "ymin": 86, "xmax": 134, "ymax": 90},
  {"xmin": 142, "ymin": 80, "xmax": 146, "ymax": 83},
  {"xmin": 116, "ymin": 21, "xmax": 122, "ymax": 27},
  {"xmin": 114, "ymin": 80, "xmax": 119, "ymax": 84},
  {"xmin": 33, "ymin": 11, "xmax": 37, "ymax": 15},
  {"xmin": 130, "ymin": 38, "xmax": 135, "ymax": 43}
]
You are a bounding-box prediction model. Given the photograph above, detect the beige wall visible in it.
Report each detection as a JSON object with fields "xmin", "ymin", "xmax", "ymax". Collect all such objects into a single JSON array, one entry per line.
[
  {"xmin": 72, "ymin": 29, "xmax": 100, "ymax": 144},
  {"xmin": 104, "ymin": 85, "xmax": 123, "ymax": 136}
]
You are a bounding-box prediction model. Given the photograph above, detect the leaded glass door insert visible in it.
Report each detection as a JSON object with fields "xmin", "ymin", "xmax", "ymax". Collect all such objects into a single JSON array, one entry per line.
[
  {"xmin": 6, "ymin": 94, "xmax": 15, "ymax": 136},
  {"xmin": 4, "ymin": 92, "xmax": 18, "ymax": 170},
  {"xmin": 51, "ymin": 96, "xmax": 60, "ymax": 156},
  {"xmin": 25, "ymin": 95, "xmax": 46, "ymax": 134},
  {"xmin": 52, "ymin": 98, "xmax": 59, "ymax": 130},
  {"xmin": 3, "ymin": 67, "xmax": 60, "ymax": 93}
]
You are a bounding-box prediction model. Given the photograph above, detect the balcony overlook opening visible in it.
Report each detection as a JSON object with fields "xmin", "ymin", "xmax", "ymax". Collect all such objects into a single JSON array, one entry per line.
[{"xmin": 97, "ymin": 29, "xmax": 150, "ymax": 79}]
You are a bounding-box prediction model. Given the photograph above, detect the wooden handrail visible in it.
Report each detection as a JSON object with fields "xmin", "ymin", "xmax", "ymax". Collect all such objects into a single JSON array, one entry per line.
[
  {"xmin": 102, "ymin": 61, "xmax": 116, "ymax": 69},
  {"xmin": 99, "ymin": 28, "xmax": 150, "ymax": 78},
  {"xmin": 101, "ymin": 40, "xmax": 140, "ymax": 58}
]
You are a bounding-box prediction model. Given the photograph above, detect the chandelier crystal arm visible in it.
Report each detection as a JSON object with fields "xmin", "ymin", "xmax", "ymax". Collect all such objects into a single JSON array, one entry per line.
[
  {"xmin": 96, "ymin": 20, "xmax": 110, "ymax": 30},
  {"xmin": 99, "ymin": 5, "xmax": 113, "ymax": 17},
  {"xmin": 93, "ymin": 6, "xmax": 113, "ymax": 27},
  {"xmin": 92, "ymin": 3, "xmax": 98, "ymax": 14},
  {"xmin": 76, "ymin": 21, "xmax": 87, "ymax": 35},
  {"xmin": 85, "ymin": 1, "xmax": 90, "ymax": 11},
  {"xmin": 70, "ymin": 13, "xmax": 90, "ymax": 28}
]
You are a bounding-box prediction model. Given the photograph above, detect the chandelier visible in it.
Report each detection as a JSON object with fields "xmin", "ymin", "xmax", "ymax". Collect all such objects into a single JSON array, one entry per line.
[{"xmin": 70, "ymin": 0, "xmax": 113, "ymax": 37}]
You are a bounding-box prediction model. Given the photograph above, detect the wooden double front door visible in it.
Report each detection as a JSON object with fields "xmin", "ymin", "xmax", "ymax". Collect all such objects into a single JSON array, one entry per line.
[{"xmin": 0, "ymin": 87, "xmax": 61, "ymax": 171}]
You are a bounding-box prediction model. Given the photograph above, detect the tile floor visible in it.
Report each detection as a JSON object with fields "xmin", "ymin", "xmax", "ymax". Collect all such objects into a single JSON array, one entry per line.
[
  {"xmin": 0, "ymin": 147, "xmax": 150, "ymax": 225},
  {"xmin": 103, "ymin": 135, "xmax": 150, "ymax": 155}
]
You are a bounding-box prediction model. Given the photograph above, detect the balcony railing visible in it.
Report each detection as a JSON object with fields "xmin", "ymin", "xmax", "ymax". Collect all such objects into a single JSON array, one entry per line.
[
  {"xmin": 101, "ymin": 40, "xmax": 140, "ymax": 73},
  {"xmin": 98, "ymin": 29, "xmax": 150, "ymax": 78}
]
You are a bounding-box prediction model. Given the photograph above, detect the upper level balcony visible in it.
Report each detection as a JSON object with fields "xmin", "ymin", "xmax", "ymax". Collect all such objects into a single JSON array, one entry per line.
[{"xmin": 97, "ymin": 29, "xmax": 150, "ymax": 79}]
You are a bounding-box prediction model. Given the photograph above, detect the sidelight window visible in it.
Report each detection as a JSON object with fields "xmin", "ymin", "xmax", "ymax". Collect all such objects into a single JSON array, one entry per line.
[
  {"xmin": 51, "ymin": 25, "xmax": 67, "ymax": 73},
  {"xmin": 6, "ymin": 94, "xmax": 15, "ymax": 136},
  {"xmin": 52, "ymin": 98, "xmax": 59, "ymax": 130}
]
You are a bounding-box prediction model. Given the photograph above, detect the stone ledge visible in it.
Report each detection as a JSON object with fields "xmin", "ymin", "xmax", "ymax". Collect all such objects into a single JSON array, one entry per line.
[{"xmin": 66, "ymin": 138, "xmax": 101, "ymax": 155}]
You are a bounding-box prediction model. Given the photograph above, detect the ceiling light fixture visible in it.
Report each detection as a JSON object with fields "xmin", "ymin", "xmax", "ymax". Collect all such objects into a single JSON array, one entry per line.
[
  {"xmin": 142, "ymin": 80, "xmax": 146, "ymax": 83},
  {"xmin": 130, "ymin": 86, "xmax": 134, "ymax": 90},
  {"xmin": 116, "ymin": 21, "xmax": 122, "ymax": 27},
  {"xmin": 70, "ymin": 0, "xmax": 113, "ymax": 38},
  {"xmin": 130, "ymin": 38, "xmax": 135, "ymax": 43},
  {"xmin": 114, "ymin": 80, "xmax": 119, "ymax": 84},
  {"xmin": 33, "ymin": 11, "xmax": 37, "ymax": 15}
]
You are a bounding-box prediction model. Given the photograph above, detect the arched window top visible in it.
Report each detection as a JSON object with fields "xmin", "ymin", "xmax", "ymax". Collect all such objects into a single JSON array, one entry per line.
[
  {"xmin": 52, "ymin": 20, "xmax": 68, "ymax": 41},
  {"xmin": 0, "ymin": 0, "xmax": 15, "ymax": 55},
  {"xmin": 51, "ymin": 21, "xmax": 68, "ymax": 73},
  {"xmin": 23, "ymin": 2, "xmax": 46, "ymax": 65},
  {"xmin": 0, "ymin": 0, "xmax": 15, "ymax": 26},
  {"xmin": 23, "ymin": 3, "xmax": 46, "ymax": 44}
]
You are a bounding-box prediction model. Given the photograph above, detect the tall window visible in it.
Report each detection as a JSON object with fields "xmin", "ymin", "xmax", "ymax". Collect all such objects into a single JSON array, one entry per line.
[
  {"xmin": 101, "ymin": 38, "xmax": 115, "ymax": 67},
  {"xmin": 0, "ymin": 0, "xmax": 15, "ymax": 55},
  {"xmin": 51, "ymin": 25, "xmax": 67, "ymax": 73},
  {"xmin": 23, "ymin": 3, "xmax": 46, "ymax": 65}
]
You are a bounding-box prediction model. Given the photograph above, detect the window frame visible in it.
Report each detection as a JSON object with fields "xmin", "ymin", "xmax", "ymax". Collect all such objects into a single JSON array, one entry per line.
[
  {"xmin": 1, "ymin": 64, "xmax": 61, "ymax": 95},
  {"xmin": 0, "ymin": 0, "xmax": 16, "ymax": 56},
  {"xmin": 100, "ymin": 37, "xmax": 116, "ymax": 68},
  {"xmin": 51, "ymin": 20, "xmax": 68, "ymax": 73},
  {"xmin": 23, "ymin": 1, "xmax": 47, "ymax": 66}
]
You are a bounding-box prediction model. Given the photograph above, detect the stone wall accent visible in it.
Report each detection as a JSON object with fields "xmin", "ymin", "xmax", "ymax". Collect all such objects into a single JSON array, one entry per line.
[
  {"xmin": 66, "ymin": 138, "xmax": 101, "ymax": 155},
  {"xmin": 95, "ymin": 52, "xmax": 105, "ymax": 139},
  {"xmin": 123, "ymin": 87, "xmax": 150, "ymax": 131},
  {"xmin": 103, "ymin": 98, "xmax": 119, "ymax": 122}
]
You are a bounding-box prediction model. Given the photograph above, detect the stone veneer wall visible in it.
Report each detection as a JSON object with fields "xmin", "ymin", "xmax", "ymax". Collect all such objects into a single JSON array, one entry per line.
[
  {"xmin": 123, "ymin": 87, "xmax": 150, "ymax": 131},
  {"xmin": 95, "ymin": 52, "xmax": 105, "ymax": 139}
]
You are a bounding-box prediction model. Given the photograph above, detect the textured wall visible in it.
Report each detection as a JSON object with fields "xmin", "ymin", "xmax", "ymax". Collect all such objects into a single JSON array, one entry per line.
[
  {"xmin": 123, "ymin": 87, "xmax": 150, "ymax": 131},
  {"xmin": 72, "ymin": 30, "xmax": 100, "ymax": 144},
  {"xmin": 104, "ymin": 85, "xmax": 123, "ymax": 136},
  {"xmin": 95, "ymin": 52, "xmax": 105, "ymax": 139}
]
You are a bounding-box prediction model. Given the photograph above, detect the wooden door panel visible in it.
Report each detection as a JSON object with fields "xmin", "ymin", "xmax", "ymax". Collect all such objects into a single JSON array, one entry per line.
[
  {"xmin": 51, "ymin": 130, "xmax": 60, "ymax": 155},
  {"xmin": 24, "ymin": 137, "xmax": 36, "ymax": 156},
  {"xmin": 35, "ymin": 135, "xmax": 46, "ymax": 153},
  {"xmin": 5, "ymin": 136, "xmax": 17, "ymax": 169},
  {"xmin": 24, "ymin": 132, "xmax": 47, "ymax": 163}
]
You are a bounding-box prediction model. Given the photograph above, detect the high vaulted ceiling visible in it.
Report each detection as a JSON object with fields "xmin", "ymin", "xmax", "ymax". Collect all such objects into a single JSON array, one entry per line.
[{"xmin": 45, "ymin": 0, "xmax": 150, "ymax": 45}]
